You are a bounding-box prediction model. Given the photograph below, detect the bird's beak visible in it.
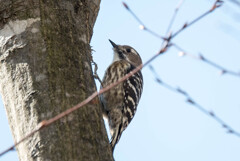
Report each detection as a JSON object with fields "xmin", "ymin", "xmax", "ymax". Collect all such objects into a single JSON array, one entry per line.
[{"xmin": 109, "ymin": 39, "xmax": 118, "ymax": 48}]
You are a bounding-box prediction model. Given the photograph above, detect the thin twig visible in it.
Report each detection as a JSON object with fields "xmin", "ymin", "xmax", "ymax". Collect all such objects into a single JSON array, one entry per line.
[
  {"xmin": 171, "ymin": 0, "xmax": 224, "ymax": 39},
  {"xmin": 123, "ymin": 0, "xmax": 239, "ymax": 78},
  {"xmin": 122, "ymin": 2, "xmax": 165, "ymax": 40},
  {"xmin": 122, "ymin": 0, "xmax": 223, "ymax": 43},
  {"xmin": 92, "ymin": 61, "xmax": 104, "ymax": 87},
  {"xmin": 161, "ymin": 0, "xmax": 185, "ymax": 47},
  {"xmin": 173, "ymin": 43, "xmax": 240, "ymax": 78},
  {"xmin": 165, "ymin": 0, "xmax": 185, "ymax": 35},
  {"xmin": 149, "ymin": 65, "xmax": 240, "ymax": 137}
]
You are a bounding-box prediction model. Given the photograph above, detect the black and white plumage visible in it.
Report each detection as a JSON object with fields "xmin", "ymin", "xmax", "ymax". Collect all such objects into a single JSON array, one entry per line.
[{"xmin": 100, "ymin": 40, "xmax": 143, "ymax": 152}]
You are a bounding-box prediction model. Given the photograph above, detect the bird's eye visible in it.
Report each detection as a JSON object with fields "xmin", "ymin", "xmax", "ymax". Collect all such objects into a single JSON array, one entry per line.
[{"xmin": 126, "ymin": 48, "xmax": 131, "ymax": 53}]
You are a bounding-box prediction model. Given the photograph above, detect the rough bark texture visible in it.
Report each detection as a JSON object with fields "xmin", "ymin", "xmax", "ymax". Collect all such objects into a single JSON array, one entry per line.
[{"xmin": 0, "ymin": 0, "xmax": 114, "ymax": 161}]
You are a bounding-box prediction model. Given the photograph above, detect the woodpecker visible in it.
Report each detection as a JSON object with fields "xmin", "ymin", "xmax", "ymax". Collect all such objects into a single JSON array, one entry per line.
[{"xmin": 100, "ymin": 40, "xmax": 143, "ymax": 152}]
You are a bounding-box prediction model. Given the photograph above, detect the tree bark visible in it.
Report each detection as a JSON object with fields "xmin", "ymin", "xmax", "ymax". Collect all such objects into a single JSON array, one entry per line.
[{"xmin": 0, "ymin": 0, "xmax": 113, "ymax": 161}]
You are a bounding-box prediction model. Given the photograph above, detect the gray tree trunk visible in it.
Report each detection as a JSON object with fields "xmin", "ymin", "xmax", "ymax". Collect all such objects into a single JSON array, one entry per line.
[{"xmin": 0, "ymin": 1, "xmax": 113, "ymax": 161}]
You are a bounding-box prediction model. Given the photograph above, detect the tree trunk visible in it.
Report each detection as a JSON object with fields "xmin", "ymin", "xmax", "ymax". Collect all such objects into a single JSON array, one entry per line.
[{"xmin": 0, "ymin": 0, "xmax": 113, "ymax": 161}]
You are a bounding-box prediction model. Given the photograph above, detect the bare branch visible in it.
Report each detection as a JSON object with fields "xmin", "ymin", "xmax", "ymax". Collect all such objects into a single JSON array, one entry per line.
[
  {"xmin": 171, "ymin": 0, "xmax": 223, "ymax": 39},
  {"xmin": 165, "ymin": 0, "xmax": 185, "ymax": 35},
  {"xmin": 122, "ymin": 0, "xmax": 240, "ymax": 78},
  {"xmin": 122, "ymin": 1, "xmax": 165, "ymax": 40},
  {"xmin": 149, "ymin": 65, "xmax": 240, "ymax": 138},
  {"xmin": 173, "ymin": 43, "xmax": 240, "ymax": 78},
  {"xmin": 122, "ymin": 0, "xmax": 223, "ymax": 43}
]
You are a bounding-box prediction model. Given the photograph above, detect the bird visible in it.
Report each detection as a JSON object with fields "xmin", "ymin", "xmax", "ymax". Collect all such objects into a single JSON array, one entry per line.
[{"xmin": 100, "ymin": 39, "xmax": 143, "ymax": 152}]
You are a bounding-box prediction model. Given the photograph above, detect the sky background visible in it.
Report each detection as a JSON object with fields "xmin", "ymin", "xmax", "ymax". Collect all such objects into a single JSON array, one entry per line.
[{"xmin": 1, "ymin": 0, "xmax": 240, "ymax": 161}]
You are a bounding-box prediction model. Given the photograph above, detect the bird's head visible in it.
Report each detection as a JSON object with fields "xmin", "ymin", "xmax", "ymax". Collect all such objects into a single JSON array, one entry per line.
[{"xmin": 109, "ymin": 39, "xmax": 142, "ymax": 68}]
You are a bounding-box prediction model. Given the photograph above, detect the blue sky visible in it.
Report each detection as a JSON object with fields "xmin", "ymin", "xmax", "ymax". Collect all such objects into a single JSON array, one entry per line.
[{"xmin": 1, "ymin": 0, "xmax": 240, "ymax": 161}]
